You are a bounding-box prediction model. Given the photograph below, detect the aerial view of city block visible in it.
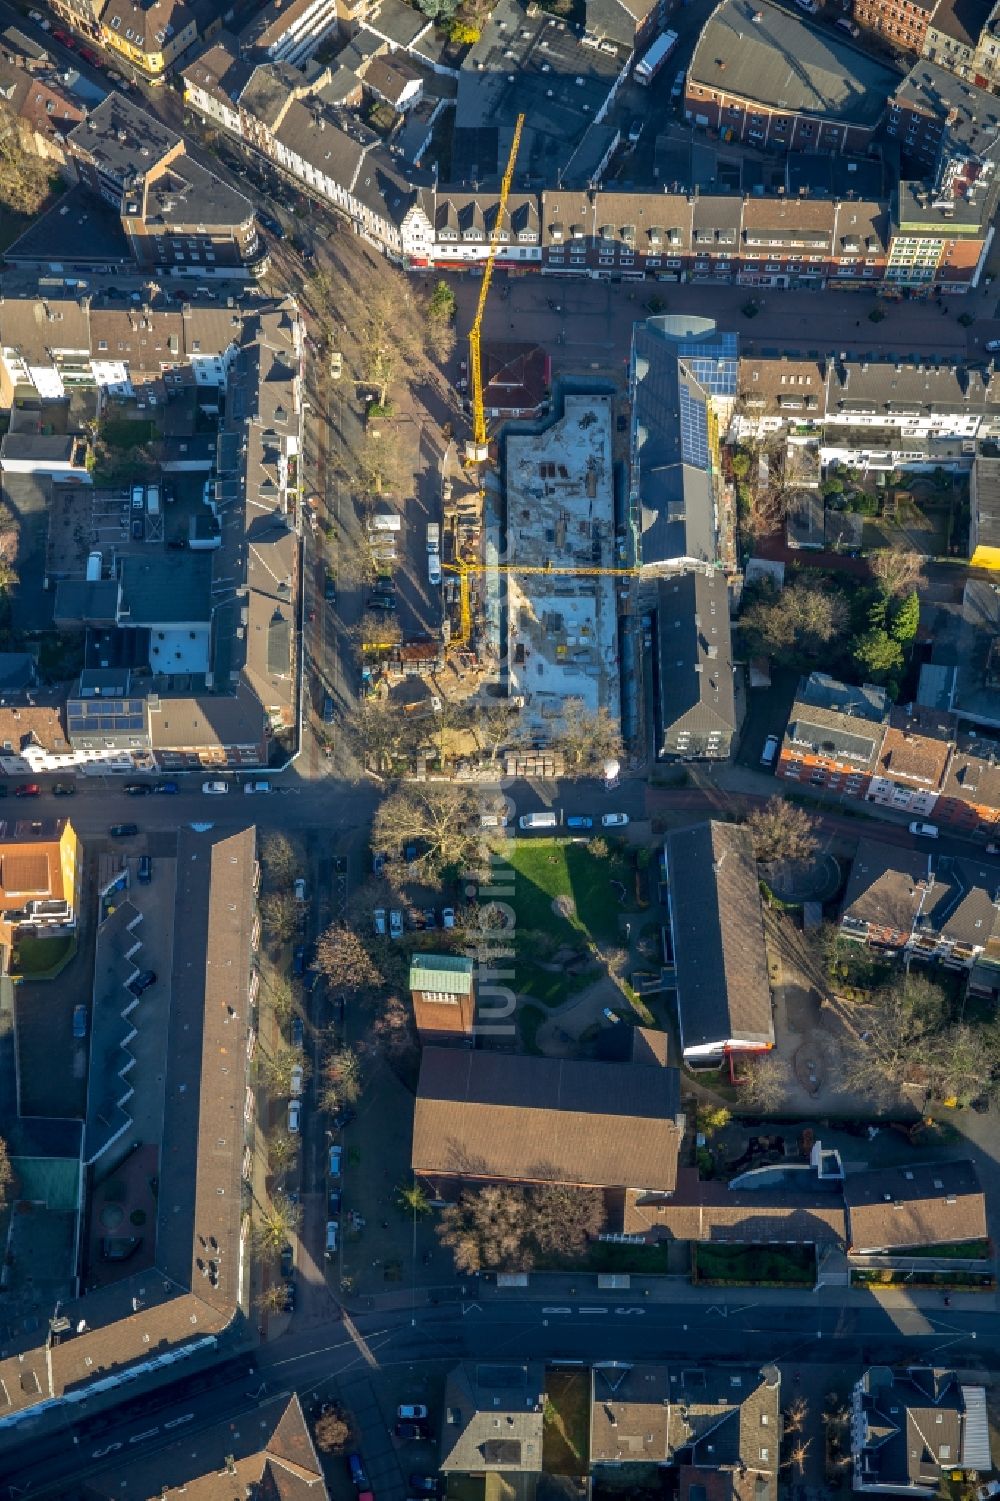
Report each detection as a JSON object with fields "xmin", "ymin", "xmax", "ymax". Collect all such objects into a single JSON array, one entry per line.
[{"xmin": 3, "ymin": 0, "xmax": 1000, "ymax": 1493}]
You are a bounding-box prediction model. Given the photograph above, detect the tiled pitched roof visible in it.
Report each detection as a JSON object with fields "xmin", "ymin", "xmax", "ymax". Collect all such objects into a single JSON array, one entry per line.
[
  {"xmin": 413, "ymin": 1048, "xmax": 682, "ymax": 1192},
  {"xmin": 845, "ymin": 1160, "xmax": 986, "ymax": 1250}
]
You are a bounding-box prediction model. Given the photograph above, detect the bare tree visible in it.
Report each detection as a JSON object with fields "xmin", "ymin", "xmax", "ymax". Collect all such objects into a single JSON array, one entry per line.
[
  {"xmin": 355, "ymin": 424, "xmax": 409, "ymax": 498},
  {"xmin": 840, "ymin": 975, "xmax": 952, "ymax": 1103},
  {"xmin": 314, "ymin": 1404, "xmax": 353, "ymax": 1454},
  {"xmin": 254, "ymin": 1196, "xmax": 302, "ymax": 1253},
  {"xmin": 528, "ymin": 1184, "xmax": 604, "ymax": 1258},
  {"xmin": 372, "ymin": 993, "xmax": 418, "ymax": 1060},
  {"xmin": 438, "ymin": 1185, "xmax": 530, "ymax": 1274},
  {"xmin": 260, "ymin": 892, "xmax": 300, "ymax": 944},
  {"xmin": 315, "ymin": 923, "xmax": 382, "ymax": 992},
  {"xmin": 783, "ymin": 1439, "xmax": 811, "ymax": 1477},
  {"xmin": 741, "ymin": 579, "xmax": 850, "ymax": 666},
  {"xmin": 474, "ymin": 702, "xmax": 520, "ymax": 764},
  {"xmin": 255, "ymin": 1283, "xmax": 289, "ymax": 1315},
  {"xmin": 869, "ymin": 548, "xmax": 923, "ymax": 597},
  {"xmin": 0, "ymin": 101, "xmax": 52, "ymax": 216},
  {"xmin": 259, "ymin": 969, "xmax": 294, "ymax": 1024},
  {"xmin": 259, "ymin": 1043, "xmax": 309, "ymax": 1098},
  {"xmin": 324, "ymin": 1045, "xmax": 363, "ymax": 1105},
  {"xmin": 555, "ymin": 700, "xmax": 624, "ymax": 775},
  {"xmin": 746, "ymin": 798, "xmax": 819, "ymax": 866},
  {"xmin": 267, "ymin": 1128, "xmax": 300, "ymax": 1175},
  {"xmin": 353, "ymin": 611, "xmax": 403, "ymax": 650},
  {"xmin": 0, "ymin": 1137, "xmax": 13, "ymax": 1210},
  {"xmin": 739, "ymin": 1052, "xmax": 789, "ymax": 1112},
  {"xmin": 372, "ymin": 783, "xmax": 484, "ymax": 874},
  {"xmin": 261, "ymin": 833, "xmax": 297, "ymax": 888},
  {"xmin": 785, "ymin": 1396, "xmax": 808, "ymax": 1434}
]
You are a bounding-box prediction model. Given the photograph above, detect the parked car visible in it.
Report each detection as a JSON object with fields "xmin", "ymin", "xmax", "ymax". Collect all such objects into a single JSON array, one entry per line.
[
  {"xmin": 244, "ymin": 779, "xmax": 271, "ymax": 795},
  {"xmin": 324, "ymin": 571, "xmax": 336, "ymax": 602},
  {"xmin": 423, "ymin": 908, "xmax": 436, "ymax": 930},
  {"xmin": 129, "ymin": 969, "xmax": 157, "ymax": 996},
  {"xmin": 14, "ymin": 783, "xmax": 40, "ymax": 797},
  {"xmin": 329, "ymin": 1143, "xmax": 343, "ymax": 1177},
  {"xmin": 323, "ymin": 695, "xmax": 335, "ymax": 724},
  {"xmin": 293, "ymin": 945, "xmax": 306, "ymax": 976},
  {"xmin": 671, "ymin": 68, "xmax": 685, "ymax": 98},
  {"xmin": 292, "ymin": 1016, "xmax": 304, "ymax": 1049},
  {"xmin": 986, "ymin": 340, "xmax": 1000, "ymax": 353},
  {"xmin": 52, "ymin": 782, "xmax": 75, "ymax": 797},
  {"xmin": 389, "ymin": 909, "xmax": 404, "ymax": 939},
  {"xmin": 283, "ymin": 1279, "xmax": 296, "ymax": 1312},
  {"xmin": 601, "ymin": 812, "xmax": 629, "ymax": 827},
  {"xmin": 326, "ymin": 1218, "xmax": 339, "ymax": 1255},
  {"xmin": 627, "ymin": 117, "xmax": 643, "ymax": 144},
  {"xmin": 257, "ymin": 209, "xmax": 285, "ymax": 238},
  {"xmin": 125, "ymin": 782, "xmax": 152, "ymax": 795},
  {"xmin": 566, "ymin": 815, "xmax": 592, "ymax": 829},
  {"xmin": 328, "ymin": 1188, "xmax": 342, "ymax": 1215},
  {"xmin": 202, "ymin": 780, "xmax": 229, "ymax": 795},
  {"xmin": 110, "ymin": 823, "xmax": 139, "ymax": 838},
  {"xmin": 760, "ymin": 734, "xmax": 780, "ymax": 768},
  {"xmin": 290, "ymin": 1063, "xmax": 304, "ymax": 1097},
  {"xmin": 137, "ymin": 854, "xmax": 152, "ymax": 884},
  {"xmin": 72, "ymin": 1004, "xmax": 87, "ymax": 1039},
  {"xmin": 294, "ymin": 877, "xmax": 307, "ymax": 903},
  {"xmin": 428, "ymin": 553, "xmax": 442, "ymax": 586},
  {"xmin": 280, "ymin": 1243, "xmax": 294, "ymax": 1277},
  {"xmin": 398, "ymin": 1405, "xmax": 429, "ymax": 1421},
  {"xmin": 373, "ymin": 851, "xmax": 386, "ymax": 877},
  {"xmin": 909, "ymin": 821, "xmax": 939, "ymax": 838},
  {"xmin": 374, "ymin": 907, "xmax": 387, "ymax": 936},
  {"xmin": 330, "ymin": 351, "xmax": 343, "ymax": 379},
  {"xmin": 155, "ymin": 781, "xmax": 179, "ymax": 794},
  {"xmin": 441, "ymin": 907, "xmax": 455, "ymax": 928},
  {"xmin": 348, "ymin": 1455, "xmax": 369, "ymax": 1490},
  {"xmin": 287, "ymin": 1099, "xmax": 301, "ymax": 1134},
  {"xmin": 409, "ymin": 1477, "xmax": 440, "ymax": 1495},
  {"xmin": 395, "ymin": 1422, "xmax": 428, "ymax": 1441}
]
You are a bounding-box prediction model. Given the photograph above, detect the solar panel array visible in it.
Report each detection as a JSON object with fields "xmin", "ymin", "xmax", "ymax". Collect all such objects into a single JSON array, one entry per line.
[
  {"xmin": 66, "ymin": 697, "xmax": 147, "ymax": 735},
  {"xmin": 678, "ymin": 382, "xmax": 709, "ymax": 470}
]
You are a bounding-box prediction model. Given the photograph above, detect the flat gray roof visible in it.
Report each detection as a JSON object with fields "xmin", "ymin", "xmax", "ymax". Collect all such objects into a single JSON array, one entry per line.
[{"xmin": 690, "ymin": 0, "xmax": 900, "ymax": 125}]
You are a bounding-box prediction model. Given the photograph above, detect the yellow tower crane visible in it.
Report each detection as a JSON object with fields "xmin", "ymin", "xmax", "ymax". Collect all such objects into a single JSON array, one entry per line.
[{"xmin": 465, "ymin": 113, "xmax": 525, "ymax": 465}]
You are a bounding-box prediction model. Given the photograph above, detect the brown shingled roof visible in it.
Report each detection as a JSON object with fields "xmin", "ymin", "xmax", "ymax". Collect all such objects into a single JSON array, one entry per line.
[{"xmin": 845, "ymin": 1160, "xmax": 986, "ymax": 1251}]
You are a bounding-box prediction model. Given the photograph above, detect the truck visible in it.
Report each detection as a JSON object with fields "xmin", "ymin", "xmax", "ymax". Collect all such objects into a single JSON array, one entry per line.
[
  {"xmin": 634, "ymin": 29, "xmax": 678, "ymax": 84},
  {"xmin": 426, "ymin": 522, "xmax": 440, "ymax": 554},
  {"xmin": 146, "ymin": 484, "xmax": 160, "ymax": 517}
]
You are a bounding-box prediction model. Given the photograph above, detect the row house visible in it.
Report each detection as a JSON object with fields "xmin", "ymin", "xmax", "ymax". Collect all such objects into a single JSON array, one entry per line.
[
  {"xmin": 865, "ymin": 703, "xmax": 955, "ymax": 817},
  {"xmin": 822, "ymin": 356, "xmax": 1000, "ymax": 463},
  {"xmin": 237, "ymin": 0, "xmax": 340, "ymax": 69},
  {"xmin": 731, "ymin": 357, "xmax": 828, "ymax": 438},
  {"xmin": 853, "ymin": 0, "xmax": 937, "ymax": 55},
  {"xmin": 887, "ymin": 181, "xmax": 994, "ymax": 294},
  {"xmin": 777, "ymin": 672, "xmax": 890, "ymax": 796},
  {"xmin": 841, "ymin": 839, "xmax": 1000, "ymax": 969},
  {"xmin": 422, "ymin": 191, "xmax": 541, "ymax": 268}
]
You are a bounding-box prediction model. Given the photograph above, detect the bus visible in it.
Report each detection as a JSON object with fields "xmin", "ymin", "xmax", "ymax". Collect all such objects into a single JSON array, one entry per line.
[{"xmin": 634, "ymin": 29, "xmax": 678, "ymax": 84}]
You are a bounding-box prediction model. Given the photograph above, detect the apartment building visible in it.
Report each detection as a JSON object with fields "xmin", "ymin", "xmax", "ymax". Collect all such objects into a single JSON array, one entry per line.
[
  {"xmin": 98, "ymin": 0, "xmax": 199, "ymax": 80},
  {"xmin": 852, "ymin": 1367, "xmax": 991, "ymax": 1495},
  {"xmin": 0, "ymin": 816, "xmax": 81, "ymax": 963},
  {"xmin": 840, "ymin": 838, "xmax": 1000, "ymax": 967},
  {"xmin": 854, "ymin": 0, "xmax": 938, "ymax": 54},
  {"xmin": 970, "ymin": 454, "xmax": 1000, "ymax": 567},
  {"xmin": 865, "ymin": 703, "xmax": 956, "ymax": 818},
  {"xmin": 685, "ymin": 0, "xmax": 898, "ymax": 155},
  {"xmin": 655, "ymin": 571, "xmax": 736, "ymax": 761},
  {"xmin": 886, "ymin": 61, "xmax": 1000, "ymax": 190},
  {"xmin": 66, "ymin": 93, "xmax": 264, "ymax": 275},
  {"xmin": 777, "ymin": 672, "xmax": 890, "ymax": 795},
  {"xmin": 238, "ymin": 0, "xmax": 340, "ymax": 68}
]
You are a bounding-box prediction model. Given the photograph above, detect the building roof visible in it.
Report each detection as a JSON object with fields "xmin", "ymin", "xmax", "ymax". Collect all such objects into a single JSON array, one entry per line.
[
  {"xmin": 360, "ymin": 0, "xmax": 434, "ymax": 48},
  {"xmin": 786, "ymin": 489, "xmax": 825, "ymax": 549},
  {"xmin": 892, "ymin": 60, "xmax": 1000, "ymax": 164},
  {"xmin": 827, "ymin": 358, "xmax": 1000, "ymax": 419},
  {"xmin": 440, "ymin": 1363, "xmax": 546, "ymax": 1474},
  {"xmin": 584, "ymin": 0, "xmax": 660, "ymax": 44},
  {"xmin": 119, "ymin": 551, "xmax": 213, "ymax": 626},
  {"xmin": 855, "ymin": 1366, "xmax": 991, "ymax": 1493},
  {"xmin": 68, "ymin": 91, "xmax": 181, "ymax": 185},
  {"xmin": 622, "ymin": 1175, "xmax": 847, "ymax": 1243},
  {"xmin": 874, "ymin": 704, "xmax": 955, "ymax": 789},
  {"xmin": 738, "ymin": 357, "xmax": 827, "ymax": 419},
  {"xmin": 98, "ymin": 0, "xmax": 195, "ymax": 54},
  {"xmin": 0, "ymin": 826, "xmax": 256, "ymax": 1424},
  {"xmin": 656, "ymin": 571, "xmax": 736, "ymax": 742},
  {"xmin": 82, "ymin": 1392, "xmax": 327, "ymax": 1500},
  {"xmin": 941, "ymin": 732, "xmax": 1000, "ymax": 811},
  {"xmin": 0, "ymin": 704, "xmax": 69, "ymax": 756},
  {"xmin": 0, "ymin": 818, "xmax": 71, "ymax": 908},
  {"xmin": 412, "ymin": 1047, "xmax": 682, "ymax": 1192},
  {"xmin": 632, "ymin": 317, "xmax": 737, "ymax": 568},
  {"xmin": 665, "ymin": 821, "xmax": 773, "ymax": 1054},
  {"xmin": 843, "ymin": 837, "xmax": 1000, "ymax": 950},
  {"xmin": 972, "ymin": 454, "xmax": 1000, "ymax": 551},
  {"xmin": 845, "ymin": 1160, "xmax": 987, "ymax": 1249},
  {"xmin": 483, "ymin": 341, "xmax": 550, "ymax": 413},
  {"xmin": 0, "ymin": 432, "xmax": 76, "ymax": 465},
  {"xmin": 689, "ymin": 0, "xmax": 898, "ymax": 125},
  {"xmin": 591, "ymin": 1364, "xmax": 673, "ymax": 1463},
  {"xmin": 410, "ymin": 953, "xmax": 474, "ymax": 994},
  {"xmin": 784, "ymin": 671, "xmax": 889, "ymax": 769}
]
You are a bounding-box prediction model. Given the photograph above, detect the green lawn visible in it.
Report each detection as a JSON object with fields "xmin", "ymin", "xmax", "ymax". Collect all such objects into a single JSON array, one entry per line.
[
  {"xmin": 11, "ymin": 934, "xmax": 76, "ymax": 980},
  {"xmin": 543, "ymin": 1369, "xmax": 591, "ymax": 1476},
  {"xmin": 507, "ymin": 839, "xmax": 633, "ymax": 943},
  {"xmin": 694, "ymin": 1242, "xmax": 816, "ymax": 1286},
  {"xmin": 904, "ymin": 1239, "xmax": 991, "ymax": 1260},
  {"xmin": 534, "ymin": 1240, "xmax": 676, "ymax": 1275}
]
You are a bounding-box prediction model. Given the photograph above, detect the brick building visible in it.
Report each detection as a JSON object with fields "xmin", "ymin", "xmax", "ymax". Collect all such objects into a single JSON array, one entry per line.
[
  {"xmin": 777, "ymin": 673, "xmax": 890, "ymax": 795},
  {"xmin": 409, "ymin": 953, "xmax": 475, "ymax": 1042}
]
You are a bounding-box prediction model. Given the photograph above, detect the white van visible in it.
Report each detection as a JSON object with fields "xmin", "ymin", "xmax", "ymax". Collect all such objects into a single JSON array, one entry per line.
[
  {"xmin": 760, "ymin": 734, "xmax": 780, "ymax": 768},
  {"xmin": 131, "ymin": 484, "xmax": 145, "ymax": 511},
  {"xmin": 836, "ymin": 16, "xmax": 860, "ymax": 35},
  {"xmin": 518, "ymin": 810, "xmax": 558, "ymax": 830}
]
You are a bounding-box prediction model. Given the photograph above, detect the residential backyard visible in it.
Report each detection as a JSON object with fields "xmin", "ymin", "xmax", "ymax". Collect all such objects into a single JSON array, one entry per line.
[{"xmin": 543, "ymin": 1369, "xmax": 591, "ymax": 1476}]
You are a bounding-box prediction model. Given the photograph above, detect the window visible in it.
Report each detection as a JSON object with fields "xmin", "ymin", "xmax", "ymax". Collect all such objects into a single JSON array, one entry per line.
[
  {"xmin": 422, "ymin": 990, "xmax": 458, "ymax": 1005},
  {"xmin": 759, "ymin": 1448, "xmax": 770, "ymax": 1461}
]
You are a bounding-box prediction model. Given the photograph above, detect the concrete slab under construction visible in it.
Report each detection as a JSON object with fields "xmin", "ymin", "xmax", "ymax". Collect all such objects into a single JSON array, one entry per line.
[{"xmin": 503, "ymin": 392, "xmax": 622, "ymax": 734}]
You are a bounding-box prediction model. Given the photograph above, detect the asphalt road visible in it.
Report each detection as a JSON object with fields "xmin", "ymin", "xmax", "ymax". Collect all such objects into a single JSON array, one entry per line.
[{"xmin": 2, "ymin": 1291, "xmax": 992, "ymax": 1496}]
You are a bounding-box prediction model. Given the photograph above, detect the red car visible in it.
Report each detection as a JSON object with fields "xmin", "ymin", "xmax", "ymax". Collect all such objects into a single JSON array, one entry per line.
[
  {"xmin": 14, "ymin": 783, "xmax": 40, "ymax": 797},
  {"xmin": 80, "ymin": 46, "xmax": 100, "ymax": 65}
]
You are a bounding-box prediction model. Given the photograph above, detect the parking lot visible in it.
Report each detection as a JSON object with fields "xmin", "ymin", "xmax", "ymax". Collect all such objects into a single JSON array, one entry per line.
[{"xmin": 360, "ymin": 418, "xmax": 445, "ymax": 644}]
